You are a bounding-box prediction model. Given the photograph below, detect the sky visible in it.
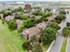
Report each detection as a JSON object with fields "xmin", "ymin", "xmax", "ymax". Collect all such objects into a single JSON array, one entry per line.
[{"xmin": 0, "ymin": 0, "xmax": 70, "ymax": 2}]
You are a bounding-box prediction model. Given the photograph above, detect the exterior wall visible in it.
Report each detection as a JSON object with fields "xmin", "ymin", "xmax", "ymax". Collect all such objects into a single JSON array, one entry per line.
[
  {"xmin": 25, "ymin": 4, "xmax": 31, "ymax": 9},
  {"xmin": 21, "ymin": 34, "xmax": 27, "ymax": 40}
]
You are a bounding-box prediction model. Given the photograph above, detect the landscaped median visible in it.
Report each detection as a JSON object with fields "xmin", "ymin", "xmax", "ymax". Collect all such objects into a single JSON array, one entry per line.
[
  {"xmin": 60, "ymin": 37, "xmax": 67, "ymax": 52},
  {"xmin": 60, "ymin": 24, "xmax": 70, "ymax": 52}
]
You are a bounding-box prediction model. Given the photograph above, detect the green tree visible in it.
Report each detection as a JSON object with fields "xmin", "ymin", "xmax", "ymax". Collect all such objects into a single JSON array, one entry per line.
[
  {"xmin": 23, "ymin": 19, "xmax": 33, "ymax": 28},
  {"xmin": 33, "ymin": 7, "xmax": 43, "ymax": 15},
  {"xmin": 12, "ymin": 7, "xmax": 24, "ymax": 13},
  {"xmin": 42, "ymin": 12, "xmax": 52, "ymax": 18},
  {"xmin": 66, "ymin": 22, "xmax": 70, "ymax": 27},
  {"xmin": 3, "ymin": 11, "xmax": 12, "ymax": 18},
  {"xmin": 18, "ymin": 22, "xmax": 24, "ymax": 32},
  {"xmin": 22, "ymin": 41, "xmax": 32, "ymax": 51},
  {"xmin": 14, "ymin": 14, "xmax": 24, "ymax": 20},
  {"xmin": 18, "ymin": 18, "xmax": 36, "ymax": 32},
  {"xmin": 47, "ymin": 8, "xmax": 51, "ymax": 12},
  {"xmin": 8, "ymin": 19, "xmax": 17, "ymax": 30},
  {"xmin": 67, "ymin": 11, "xmax": 69, "ymax": 14},
  {"xmin": 59, "ymin": 10, "xmax": 66, "ymax": 14},
  {"xmin": 0, "ymin": 10, "xmax": 5, "ymax": 14},
  {"xmin": 32, "ymin": 43, "xmax": 43, "ymax": 52},
  {"xmin": 17, "ymin": 7, "xmax": 23, "ymax": 11},
  {"xmin": 55, "ymin": 14, "xmax": 66, "ymax": 23},
  {"xmin": 15, "ymin": 14, "xmax": 29, "ymax": 20},
  {"xmin": 30, "ymin": 35, "xmax": 39, "ymax": 44},
  {"xmin": 40, "ymin": 27, "xmax": 57, "ymax": 44},
  {"xmin": 62, "ymin": 26, "xmax": 70, "ymax": 37},
  {"xmin": 48, "ymin": 22, "xmax": 61, "ymax": 30}
]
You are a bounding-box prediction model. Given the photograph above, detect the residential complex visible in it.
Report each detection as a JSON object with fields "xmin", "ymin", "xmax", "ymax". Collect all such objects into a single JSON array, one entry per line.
[{"xmin": 0, "ymin": 1, "xmax": 70, "ymax": 52}]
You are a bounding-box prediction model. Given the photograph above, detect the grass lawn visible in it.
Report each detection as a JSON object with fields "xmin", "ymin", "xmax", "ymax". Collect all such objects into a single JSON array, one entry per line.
[
  {"xmin": 0, "ymin": 20, "xmax": 26, "ymax": 52},
  {"xmin": 60, "ymin": 37, "xmax": 67, "ymax": 52},
  {"xmin": 42, "ymin": 43, "xmax": 50, "ymax": 51}
]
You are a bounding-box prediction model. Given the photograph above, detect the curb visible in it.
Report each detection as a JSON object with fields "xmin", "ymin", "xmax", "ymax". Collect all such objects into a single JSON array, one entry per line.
[{"xmin": 45, "ymin": 40, "xmax": 55, "ymax": 52}]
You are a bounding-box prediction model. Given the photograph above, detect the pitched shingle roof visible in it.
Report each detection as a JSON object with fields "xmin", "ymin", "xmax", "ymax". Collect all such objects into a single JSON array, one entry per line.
[
  {"xmin": 47, "ymin": 15, "xmax": 57, "ymax": 21},
  {"xmin": 35, "ymin": 16, "xmax": 41, "ymax": 19},
  {"xmin": 23, "ymin": 13, "xmax": 31, "ymax": 16},
  {"xmin": 21, "ymin": 27, "xmax": 41, "ymax": 36},
  {"xmin": 16, "ymin": 19, "xmax": 23, "ymax": 29},
  {"xmin": 5, "ymin": 15, "xmax": 14, "ymax": 21},
  {"xmin": 36, "ymin": 22, "xmax": 48, "ymax": 30}
]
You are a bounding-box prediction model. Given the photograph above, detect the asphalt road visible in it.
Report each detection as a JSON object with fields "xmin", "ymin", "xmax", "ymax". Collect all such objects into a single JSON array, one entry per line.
[
  {"xmin": 49, "ymin": 13, "xmax": 70, "ymax": 52},
  {"xmin": 49, "ymin": 34, "xmax": 63, "ymax": 52},
  {"xmin": 66, "ymin": 13, "xmax": 70, "ymax": 52},
  {"xmin": 66, "ymin": 37, "xmax": 70, "ymax": 52},
  {"xmin": 49, "ymin": 21, "xmax": 65, "ymax": 52}
]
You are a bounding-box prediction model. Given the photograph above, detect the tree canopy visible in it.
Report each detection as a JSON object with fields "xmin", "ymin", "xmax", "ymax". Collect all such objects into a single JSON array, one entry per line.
[
  {"xmin": 48, "ymin": 22, "xmax": 61, "ymax": 30},
  {"xmin": 42, "ymin": 12, "xmax": 52, "ymax": 18},
  {"xmin": 22, "ymin": 41, "xmax": 32, "ymax": 50},
  {"xmin": 8, "ymin": 19, "xmax": 17, "ymax": 30},
  {"xmin": 32, "ymin": 43, "xmax": 43, "ymax": 52},
  {"xmin": 40, "ymin": 27, "xmax": 57, "ymax": 44},
  {"xmin": 62, "ymin": 26, "xmax": 70, "ymax": 37},
  {"xmin": 55, "ymin": 14, "xmax": 66, "ymax": 23},
  {"xmin": 59, "ymin": 10, "xmax": 66, "ymax": 14}
]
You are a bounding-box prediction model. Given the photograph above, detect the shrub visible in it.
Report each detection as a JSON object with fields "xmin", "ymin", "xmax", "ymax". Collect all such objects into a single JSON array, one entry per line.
[
  {"xmin": 42, "ymin": 12, "xmax": 52, "ymax": 18},
  {"xmin": 18, "ymin": 21, "xmax": 25, "ymax": 32},
  {"xmin": 14, "ymin": 14, "xmax": 29, "ymax": 20},
  {"xmin": 23, "ymin": 19, "xmax": 35, "ymax": 28},
  {"xmin": 7, "ymin": 8, "xmax": 11, "ymax": 10},
  {"xmin": 22, "ymin": 41, "xmax": 32, "ymax": 50},
  {"xmin": 35, "ymin": 18, "xmax": 42, "ymax": 24},
  {"xmin": 18, "ymin": 18, "xmax": 36, "ymax": 32},
  {"xmin": 32, "ymin": 9, "xmax": 42, "ymax": 16},
  {"xmin": 55, "ymin": 20, "xmax": 61, "ymax": 24},
  {"xmin": 40, "ymin": 27, "xmax": 57, "ymax": 44},
  {"xmin": 42, "ymin": 18, "xmax": 48, "ymax": 22},
  {"xmin": 32, "ymin": 43, "xmax": 43, "ymax": 52},
  {"xmin": 67, "ymin": 11, "xmax": 69, "ymax": 14},
  {"xmin": 55, "ymin": 14, "xmax": 66, "ymax": 23},
  {"xmin": 14, "ymin": 14, "xmax": 24, "ymax": 20},
  {"xmin": 62, "ymin": 27, "xmax": 70, "ymax": 37},
  {"xmin": 55, "ymin": 14, "xmax": 66, "ymax": 21},
  {"xmin": 66, "ymin": 22, "xmax": 70, "ymax": 27},
  {"xmin": 59, "ymin": 10, "xmax": 66, "ymax": 14},
  {"xmin": 48, "ymin": 22, "xmax": 61, "ymax": 30},
  {"xmin": 0, "ymin": 16, "xmax": 1, "ymax": 19},
  {"xmin": 3, "ymin": 11, "xmax": 12, "ymax": 18},
  {"xmin": 12, "ymin": 9, "xmax": 18, "ymax": 13},
  {"xmin": 8, "ymin": 19, "xmax": 17, "ymax": 30},
  {"xmin": 44, "ymin": 8, "xmax": 51, "ymax": 12},
  {"xmin": 12, "ymin": 7, "xmax": 24, "ymax": 13},
  {"xmin": 17, "ymin": 7, "xmax": 23, "ymax": 11},
  {"xmin": 0, "ymin": 10, "xmax": 5, "ymax": 14},
  {"xmin": 50, "ymin": 20, "xmax": 55, "ymax": 22}
]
